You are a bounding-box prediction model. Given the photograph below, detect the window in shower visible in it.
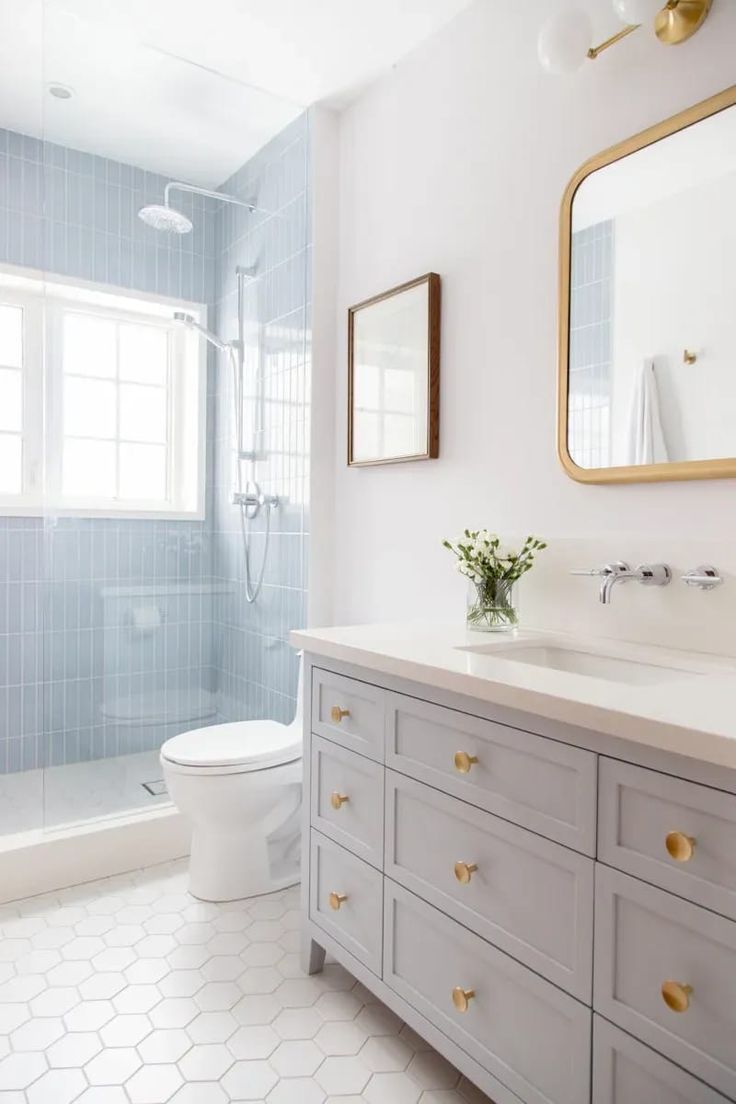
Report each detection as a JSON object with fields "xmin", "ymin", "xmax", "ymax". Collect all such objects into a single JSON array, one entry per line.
[
  {"xmin": 0, "ymin": 298, "xmax": 35, "ymax": 497},
  {"xmin": 0, "ymin": 268, "xmax": 207, "ymax": 518}
]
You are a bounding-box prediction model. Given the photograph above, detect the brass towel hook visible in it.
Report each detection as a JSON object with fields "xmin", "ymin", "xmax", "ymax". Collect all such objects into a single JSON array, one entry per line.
[{"xmin": 683, "ymin": 349, "xmax": 697, "ymax": 365}]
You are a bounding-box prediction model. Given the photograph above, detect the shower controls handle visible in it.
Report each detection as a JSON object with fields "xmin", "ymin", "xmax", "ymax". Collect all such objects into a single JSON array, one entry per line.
[{"xmin": 231, "ymin": 491, "xmax": 279, "ymax": 509}]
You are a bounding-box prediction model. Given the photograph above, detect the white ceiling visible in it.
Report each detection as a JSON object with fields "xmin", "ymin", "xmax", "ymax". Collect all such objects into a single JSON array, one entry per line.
[{"xmin": 0, "ymin": 0, "xmax": 473, "ymax": 186}]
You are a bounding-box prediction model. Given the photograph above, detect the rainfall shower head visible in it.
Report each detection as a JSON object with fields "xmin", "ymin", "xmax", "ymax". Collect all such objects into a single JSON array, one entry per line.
[
  {"xmin": 138, "ymin": 180, "xmax": 262, "ymax": 236},
  {"xmin": 138, "ymin": 203, "xmax": 193, "ymax": 235},
  {"xmin": 173, "ymin": 311, "xmax": 232, "ymax": 353}
]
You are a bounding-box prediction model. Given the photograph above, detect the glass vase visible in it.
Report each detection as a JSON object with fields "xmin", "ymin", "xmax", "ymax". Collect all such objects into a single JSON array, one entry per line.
[{"xmin": 466, "ymin": 578, "xmax": 519, "ymax": 633}]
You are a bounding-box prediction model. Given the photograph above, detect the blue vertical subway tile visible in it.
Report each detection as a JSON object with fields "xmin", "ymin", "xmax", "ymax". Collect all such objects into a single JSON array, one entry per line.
[{"xmin": 0, "ymin": 115, "xmax": 309, "ymax": 782}]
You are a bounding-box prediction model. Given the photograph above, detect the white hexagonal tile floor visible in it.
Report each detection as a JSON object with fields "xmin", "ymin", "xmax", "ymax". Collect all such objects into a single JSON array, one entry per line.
[{"xmin": 0, "ymin": 860, "xmax": 495, "ymax": 1103}]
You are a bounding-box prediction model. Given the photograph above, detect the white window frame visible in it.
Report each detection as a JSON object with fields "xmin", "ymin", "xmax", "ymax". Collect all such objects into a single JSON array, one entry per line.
[{"xmin": 0, "ymin": 263, "xmax": 207, "ymax": 520}]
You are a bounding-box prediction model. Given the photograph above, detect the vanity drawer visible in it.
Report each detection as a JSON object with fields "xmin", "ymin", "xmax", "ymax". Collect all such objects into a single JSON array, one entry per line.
[
  {"xmin": 384, "ymin": 879, "xmax": 590, "ymax": 1104},
  {"xmin": 311, "ymin": 668, "xmax": 385, "ymax": 761},
  {"xmin": 309, "ymin": 830, "xmax": 383, "ymax": 975},
  {"xmin": 593, "ymin": 1016, "xmax": 731, "ymax": 1104},
  {"xmin": 599, "ymin": 757, "xmax": 736, "ymax": 921},
  {"xmin": 385, "ymin": 771, "xmax": 593, "ymax": 1001},
  {"xmin": 310, "ymin": 737, "xmax": 384, "ymax": 867},
  {"xmin": 385, "ymin": 692, "xmax": 596, "ymax": 854},
  {"xmin": 594, "ymin": 864, "xmax": 736, "ymax": 1099}
]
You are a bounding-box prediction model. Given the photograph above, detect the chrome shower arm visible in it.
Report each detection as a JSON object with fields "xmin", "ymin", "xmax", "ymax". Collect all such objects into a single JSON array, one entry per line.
[{"xmin": 164, "ymin": 181, "xmax": 258, "ymax": 213}]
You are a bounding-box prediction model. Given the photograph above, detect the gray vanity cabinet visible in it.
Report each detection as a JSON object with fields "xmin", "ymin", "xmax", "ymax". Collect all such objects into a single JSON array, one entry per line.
[
  {"xmin": 301, "ymin": 657, "xmax": 736, "ymax": 1104},
  {"xmin": 594, "ymin": 865, "xmax": 736, "ymax": 1099},
  {"xmin": 593, "ymin": 1017, "xmax": 731, "ymax": 1104},
  {"xmin": 385, "ymin": 770, "xmax": 594, "ymax": 1001}
]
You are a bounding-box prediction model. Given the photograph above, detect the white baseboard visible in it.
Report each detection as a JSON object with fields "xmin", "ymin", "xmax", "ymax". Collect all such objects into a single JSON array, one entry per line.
[{"xmin": 0, "ymin": 806, "xmax": 191, "ymax": 904}]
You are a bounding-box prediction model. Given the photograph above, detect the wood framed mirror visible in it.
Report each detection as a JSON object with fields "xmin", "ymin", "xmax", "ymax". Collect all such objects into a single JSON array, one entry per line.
[
  {"xmin": 558, "ymin": 85, "xmax": 736, "ymax": 484},
  {"xmin": 348, "ymin": 273, "xmax": 440, "ymax": 466}
]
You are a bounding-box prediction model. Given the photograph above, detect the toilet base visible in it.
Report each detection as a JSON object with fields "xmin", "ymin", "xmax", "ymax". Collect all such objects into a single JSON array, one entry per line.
[
  {"xmin": 188, "ymin": 827, "xmax": 300, "ymax": 902},
  {"xmin": 162, "ymin": 746, "xmax": 303, "ymax": 904}
]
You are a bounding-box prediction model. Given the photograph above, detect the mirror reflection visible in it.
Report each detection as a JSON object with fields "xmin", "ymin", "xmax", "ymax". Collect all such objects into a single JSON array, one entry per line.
[
  {"xmin": 349, "ymin": 274, "xmax": 439, "ymax": 465},
  {"xmin": 566, "ymin": 100, "xmax": 736, "ymax": 474}
]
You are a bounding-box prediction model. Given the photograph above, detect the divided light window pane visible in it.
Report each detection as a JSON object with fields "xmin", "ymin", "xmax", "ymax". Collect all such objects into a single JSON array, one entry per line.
[
  {"xmin": 63, "ymin": 313, "xmax": 117, "ymax": 378},
  {"xmin": 63, "ymin": 439, "xmax": 116, "ymax": 498},
  {"xmin": 118, "ymin": 443, "xmax": 166, "ymax": 500},
  {"xmin": 0, "ymin": 433, "xmax": 21, "ymax": 494},
  {"xmin": 119, "ymin": 323, "xmax": 168, "ymax": 384},
  {"xmin": 0, "ymin": 304, "xmax": 23, "ymax": 368},
  {"xmin": 0, "ymin": 368, "xmax": 22, "ymax": 432},
  {"xmin": 119, "ymin": 383, "xmax": 167, "ymax": 443},
  {"xmin": 60, "ymin": 309, "xmax": 172, "ymax": 503},
  {"xmin": 64, "ymin": 377, "xmax": 116, "ymax": 439}
]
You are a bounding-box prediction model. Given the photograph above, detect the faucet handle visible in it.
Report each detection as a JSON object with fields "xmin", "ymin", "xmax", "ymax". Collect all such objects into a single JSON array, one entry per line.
[
  {"xmin": 570, "ymin": 561, "xmax": 630, "ymax": 578},
  {"xmin": 682, "ymin": 565, "xmax": 723, "ymax": 591}
]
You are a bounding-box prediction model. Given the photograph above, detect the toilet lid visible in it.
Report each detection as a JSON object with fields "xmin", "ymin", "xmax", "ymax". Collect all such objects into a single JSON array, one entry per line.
[{"xmin": 160, "ymin": 719, "xmax": 301, "ymax": 770}]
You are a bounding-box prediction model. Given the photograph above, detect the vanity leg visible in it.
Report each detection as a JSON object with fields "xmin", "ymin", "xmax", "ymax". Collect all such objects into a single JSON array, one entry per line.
[{"xmin": 301, "ymin": 935, "xmax": 326, "ymax": 975}]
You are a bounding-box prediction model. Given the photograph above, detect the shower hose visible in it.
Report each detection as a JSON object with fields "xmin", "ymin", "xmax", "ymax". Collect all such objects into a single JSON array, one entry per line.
[{"xmin": 229, "ymin": 345, "xmax": 272, "ymax": 604}]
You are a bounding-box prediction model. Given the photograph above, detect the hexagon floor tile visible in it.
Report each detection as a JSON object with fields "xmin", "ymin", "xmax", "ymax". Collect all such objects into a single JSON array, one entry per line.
[{"xmin": 0, "ymin": 859, "xmax": 495, "ymax": 1103}]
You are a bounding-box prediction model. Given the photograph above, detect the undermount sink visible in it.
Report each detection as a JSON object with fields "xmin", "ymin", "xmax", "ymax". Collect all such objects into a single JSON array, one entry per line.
[{"xmin": 460, "ymin": 642, "xmax": 703, "ymax": 686}]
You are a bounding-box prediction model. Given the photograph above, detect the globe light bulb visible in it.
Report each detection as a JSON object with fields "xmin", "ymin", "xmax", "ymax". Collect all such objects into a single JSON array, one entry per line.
[
  {"xmin": 537, "ymin": 9, "xmax": 593, "ymax": 75},
  {"xmin": 612, "ymin": 0, "xmax": 663, "ymax": 24}
]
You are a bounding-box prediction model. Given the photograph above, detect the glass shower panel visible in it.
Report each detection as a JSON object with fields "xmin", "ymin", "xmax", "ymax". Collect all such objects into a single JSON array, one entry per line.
[
  {"xmin": 0, "ymin": 1, "xmax": 314, "ymax": 836},
  {"xmin": 0, "ymin": 1, "xmax": 46, "ymax": 837},
  {"xmin": 38, "ymin": 9, "xmax": 221, "ymax": 830}
]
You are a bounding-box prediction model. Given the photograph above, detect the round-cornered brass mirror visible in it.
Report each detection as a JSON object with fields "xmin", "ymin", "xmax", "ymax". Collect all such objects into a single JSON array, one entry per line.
[{"xmin": 558, "ymin": 84, "xmax": 736, "ymax": 484}]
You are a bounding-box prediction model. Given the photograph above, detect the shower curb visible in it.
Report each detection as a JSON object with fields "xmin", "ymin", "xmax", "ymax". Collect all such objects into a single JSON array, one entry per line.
[{"xmin": 0, "ymin": 806, "xmax": 191, "ymax": 905}]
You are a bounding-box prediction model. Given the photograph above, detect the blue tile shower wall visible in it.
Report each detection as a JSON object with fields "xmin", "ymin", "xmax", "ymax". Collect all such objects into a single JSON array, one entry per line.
[
  {"xmin": 211, "ymin": 114, "xmax": 310, "ymax": 727},
  {"xmin": 0, "ymin": 118, "xmax": 310, "ymax": 776},
  {"xmin": 569, "ymin": 220, "xmax": 614, "ymax": 469},
  {"xmin": 0, "ymin": 129, "xmax": 219, "ymax": 773}
]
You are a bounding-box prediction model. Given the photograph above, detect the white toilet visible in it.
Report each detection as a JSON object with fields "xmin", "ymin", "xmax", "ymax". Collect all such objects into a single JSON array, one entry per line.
[{"xmin": 160, "ymin": 659, "xmax": 303, "ymax": 902}]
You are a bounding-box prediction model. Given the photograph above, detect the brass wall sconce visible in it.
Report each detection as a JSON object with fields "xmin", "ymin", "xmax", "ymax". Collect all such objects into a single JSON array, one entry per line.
[{"xmin": 538, "ymin": 0, "xmax": 713, "ymax": 75}]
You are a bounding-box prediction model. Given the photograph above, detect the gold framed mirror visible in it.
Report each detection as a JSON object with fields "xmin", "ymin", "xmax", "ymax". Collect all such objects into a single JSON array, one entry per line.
[{"xmin": 558, "ymin": 85, "xmax": 736, "ymax": 484}]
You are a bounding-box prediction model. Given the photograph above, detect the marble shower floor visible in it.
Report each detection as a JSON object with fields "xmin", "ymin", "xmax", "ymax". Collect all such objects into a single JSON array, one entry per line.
[
  {"xmin": 0, "ymin": 860, "xmax": 493, "ymax": 1103},
  {"xmin": 0, "ymin": 752, "xmax": 167, "ymax": 837}
]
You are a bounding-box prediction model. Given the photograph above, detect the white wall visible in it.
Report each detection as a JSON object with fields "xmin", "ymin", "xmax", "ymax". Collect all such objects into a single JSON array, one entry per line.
[{"xmin": 321, "ymin": 0, "xmax": 736, "ymax": 650}]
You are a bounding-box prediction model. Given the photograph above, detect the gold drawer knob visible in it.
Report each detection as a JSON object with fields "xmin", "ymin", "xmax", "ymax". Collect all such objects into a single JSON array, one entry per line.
[
  {"xmin": 665, "ymin": 831, "xmax": 696, "ymax": 863},
  {"xmin": 454, "ymin": 751, "xmax": 478, "ymax": 774},
  {"xmin": 328, "ymin": 892, "xmax": 348, "ymax": 911},
  {"xmin": 661, "ymin": 980, "xmax": 692, "ymax": 1013},
  {"xmin": 330, "ymin": 706, "xmax": 351, "ymax": 724},
  {"xmin": 451, "ymin": 986, "xmax": 475, "ymax": 1013},
  {"xmin": 454, "ymin": 861, "xmax": 478, "ymax": 885},
  {"xmin": 330, "ymin": 792, "xmax": 349, "ymax": 810}
]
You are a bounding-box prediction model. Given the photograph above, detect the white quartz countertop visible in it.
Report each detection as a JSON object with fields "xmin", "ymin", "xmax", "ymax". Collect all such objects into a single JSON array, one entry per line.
[{"xmin": 290, "ymin": 621, "xmax": 736, "ymax": 771}]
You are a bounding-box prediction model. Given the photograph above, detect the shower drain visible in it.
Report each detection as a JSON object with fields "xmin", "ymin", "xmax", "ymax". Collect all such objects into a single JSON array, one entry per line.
[{"xmin": 142, "ymin": 779, "xmax": 168, "ymax": 797}]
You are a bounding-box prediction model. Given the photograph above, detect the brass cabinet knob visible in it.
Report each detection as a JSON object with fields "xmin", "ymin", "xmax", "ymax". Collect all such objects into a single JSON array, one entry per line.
[
  {"xmin": 330, "ymin": 705, "xmax": 351, "ymax": 724},
  {"xmin": 454, "ymin": 861, "xmax": 478, "ymax": 885},
  {"xmin": 454, "ymin": 751, "xmax": 478, "ymax": 774},
  {"xmin": 451, "ymin": 986, "xmax": 476, "ymax": 1013},
  {"xmin": 661, "ymin": 980, "xmax": 692, "ymax": 1013},
  {"xmin": 330, "ymin": 792, "xmax": 349, "ymax": 810},
  {"xmin": 328, "ymin": 892, "xmax": 348, "ymax": 911},
  {"xmin": 665, "ymin": 831, "xmax": 696, "ymax": 863}
]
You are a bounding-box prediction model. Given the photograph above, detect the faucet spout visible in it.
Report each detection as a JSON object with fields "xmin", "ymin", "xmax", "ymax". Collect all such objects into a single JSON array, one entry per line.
[{"xmin": 599, "ymin": 563, "xmax": 631, "ymax": 604}]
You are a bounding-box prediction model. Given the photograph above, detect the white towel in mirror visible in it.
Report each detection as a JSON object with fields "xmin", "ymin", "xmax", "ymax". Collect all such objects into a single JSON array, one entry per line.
[{"xmin": 625, "ymin": 361, "xmax": 669, "ymax": 466}]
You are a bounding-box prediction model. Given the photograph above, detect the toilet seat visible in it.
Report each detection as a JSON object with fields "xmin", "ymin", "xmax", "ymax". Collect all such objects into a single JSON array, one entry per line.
[{"xmin": 160, "ymin": 719, "xmax": 301, "ymax": 776}]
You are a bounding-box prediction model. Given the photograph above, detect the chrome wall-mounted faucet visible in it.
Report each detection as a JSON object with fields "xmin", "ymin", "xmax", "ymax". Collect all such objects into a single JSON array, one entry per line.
[{"xmin": 571, "ymin": 561, "xmax": 672, "ymax": 605}]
